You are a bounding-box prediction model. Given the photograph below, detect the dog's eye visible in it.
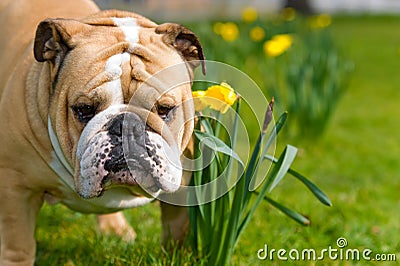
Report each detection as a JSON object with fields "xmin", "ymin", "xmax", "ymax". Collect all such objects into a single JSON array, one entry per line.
[
  {"xmin": 157, "ymin": 105, "xmax": 174, "ymax": 120},
  {"xmin": 72, "ymin": 104, "xmax": 96, "ymax": 123}
]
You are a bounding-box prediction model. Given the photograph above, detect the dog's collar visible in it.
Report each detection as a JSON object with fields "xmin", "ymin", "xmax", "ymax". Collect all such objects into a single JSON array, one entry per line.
[{"xmin": 47, "ymin": 116, "xmax": 74, "ymax": 179}]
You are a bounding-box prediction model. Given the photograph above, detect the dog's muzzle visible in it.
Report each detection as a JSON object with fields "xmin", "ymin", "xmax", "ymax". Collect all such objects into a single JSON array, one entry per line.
[{"xmin": 77, "ymin": 110, "xmax": 182, "ymax": 198}]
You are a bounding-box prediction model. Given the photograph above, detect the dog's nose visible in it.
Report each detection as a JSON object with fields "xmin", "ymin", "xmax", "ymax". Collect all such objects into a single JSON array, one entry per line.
[
  {"xmin": 106, "ymin": 113, "xmax": 145, "ymax": 137},
  {"xmin": 103, "ymin": 112, "xmax": 147, "ymax": 174},
  {"xmin": 107, "ymin": 114, "xmax": 124, "ymax": 136}
]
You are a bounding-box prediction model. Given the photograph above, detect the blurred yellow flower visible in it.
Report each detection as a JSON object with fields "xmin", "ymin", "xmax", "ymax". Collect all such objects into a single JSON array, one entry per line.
[
  {"xmin": 250, "ymin": 26, "xmax": 265, "ymax": 42},
  {"xmin": 308, "ymin": 14, "xmax": 332, "ymax": 29},
  {"xmin": 263, "ymin": 34, "xmax": 293, "ymax": 57},
  {"xmin": 220, "ymin": 22, "xmax": 239, "ymax": 42},
  {"xmin": 281, "ymin": 7, "xmax": 296, "ymax": 21},
  {"xmin": 192, "ymin": 82, "xmax": 237, "ymax": 113},
  {"xmin": 213, "ymin": 22, "xmax": 224, "ymax": 35},
  {"xmin": 241, "ymin": 7, "xmax": 258, "ymax": 23}
]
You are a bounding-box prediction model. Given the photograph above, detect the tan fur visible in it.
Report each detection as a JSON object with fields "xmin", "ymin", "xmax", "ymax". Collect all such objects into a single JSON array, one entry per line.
[
  {"xmin": 0, "ymin": 1, "xmax": 100, "ymax": 265},
  {"xmin": 0, "ymin": 1, "xmax": 204, "ymax": 265}
]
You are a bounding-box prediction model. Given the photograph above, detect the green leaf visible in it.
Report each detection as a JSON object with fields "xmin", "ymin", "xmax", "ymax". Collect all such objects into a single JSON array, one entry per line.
[
  {"xmin": 263, "ymin": 154, "xmax": 332, "ymax": 206},
  {"xmin": 264, "ymin": 196, "xmax": 310, "ymax": 226},
  {"xmin": 243, "ymin": 102, "xmax": 277, "ymax": 204},
  {"xmin": 224, "ymin": 99, "xmax": 241, "ymax": 182},
  {"xmin": 249, "ymin": 144, "xmax": 297, "ymax": 192},
  {"xmin": 200, "ymin": 118, "xmax": 214, "ymax": 135},
  {"xmin": 288, "ymin": 169, "xmax": 333, "ymax": 207},
  {"xmin": 209, "ymin": 187, "xmax": 230, "ymax": 264},
  {"xmin": 194, "ymin": 130, "xmax": 244, "ymax": 170},
  {"xmin": 267, "ymin": 145, "xmax": 297, "ymax": 193},
  {"xmin": 242, "ymin": 133, "xmax": 263, "ymax": 205},
  {"xmin": 236, "ymin": 145, "xmax": 295, "ymax": 243},
  {"xmin": 263, "ymin": 111, "xmax": 288, "ymax": 152},
  {"xmin": 192, "ymin": 126, "xmax": 207, "ymax": 224},
  {"xmin": 248, "ymin": 112, "xmax": 288, "ymax": 191},
  {"xmin": 217, "ymin": 176, "xmax": 245, "ymax": 265}
]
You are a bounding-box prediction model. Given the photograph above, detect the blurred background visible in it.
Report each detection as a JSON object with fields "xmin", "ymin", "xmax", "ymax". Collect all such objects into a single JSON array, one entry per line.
[
  {"xmin": 94, "ymin": 0, "xmax": 400, "ymax": 20},
  {"xmin": 36, "ymin": 0, "xmax": 400, "ymax": 264}
]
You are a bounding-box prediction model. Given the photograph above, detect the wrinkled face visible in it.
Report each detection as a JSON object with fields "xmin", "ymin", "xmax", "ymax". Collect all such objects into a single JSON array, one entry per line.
[{"xmin": 35, "ymin": 12, "xmax": 204, "ymax": 203}]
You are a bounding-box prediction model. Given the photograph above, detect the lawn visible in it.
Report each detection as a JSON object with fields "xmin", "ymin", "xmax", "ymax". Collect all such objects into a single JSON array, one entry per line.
[{"xmin": 35, "ymin": 15, "xmax": 400, "ymax": 265}]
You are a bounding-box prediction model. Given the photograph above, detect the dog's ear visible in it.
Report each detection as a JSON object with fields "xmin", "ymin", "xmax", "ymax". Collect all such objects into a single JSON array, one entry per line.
[
  {"xmin": 156, "ymin": 23, "xmax": 206, "ymax": 75},
  {"xmin": 34, "ymin": 18, "xmax": 86, "ymax": 64}
]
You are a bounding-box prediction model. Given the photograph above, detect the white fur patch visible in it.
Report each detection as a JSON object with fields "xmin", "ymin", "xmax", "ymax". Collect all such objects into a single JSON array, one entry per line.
[
  {"xmin": 104, "ymin": 17, "xmax": 140, "ymax": 105},
  {"xmin": 145, "ymin": 131, "xmax": 182, "ymax": 192},
  {"xmin": 112, "ymin": 17, "xmax": 140, "ymax": 52},
  {"xmin": 62, "ymin": 189, "xmax": 157, "ymax": 213},
  {"xmin": 103, "ymin": 53, "xmax": 130, "ymax": 104},
  {"xmin": 61, "ymin": 185, "xmax": 156, "ymax": 213},
  {"xmin": 76, "ymin": 104, "xmax": 126, "ymax": 160}
]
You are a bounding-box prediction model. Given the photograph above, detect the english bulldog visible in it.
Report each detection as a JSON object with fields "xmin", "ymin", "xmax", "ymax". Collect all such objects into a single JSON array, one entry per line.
[{"xmin": 0, "ymin": 0, "xmax": 205, "ymax": 264}]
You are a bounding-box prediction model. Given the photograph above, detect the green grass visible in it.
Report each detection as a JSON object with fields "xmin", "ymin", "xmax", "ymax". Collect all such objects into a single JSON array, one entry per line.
[{"xmin": 35, "ymin": 15, "xmax": 400, "ymax": 265}]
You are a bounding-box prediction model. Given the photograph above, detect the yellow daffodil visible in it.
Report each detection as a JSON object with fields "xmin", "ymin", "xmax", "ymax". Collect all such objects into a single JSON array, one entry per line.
[
  {"xmin": 192, "ymin": 82, "xmax": 237, "ymax": 114},
  {"xmin": 205, "ymin": 82, "xmax": 237, "ymax": 113},
  {"xmin": 241, "ymin": 7, "xmax": 258, "ymax": 23},
  {"xmin": 220, "ymin": 22, "xmax": 239, "ymax": 42},
  {"xmin": 250, "ymin": 26, "xmax": 265, "ymax": 42},
  {"xmin": 192, "ymin": 90, "xmax": 208, "ymax": 112},
  {"xmin": 281, "ymin": 7, "xmax": 296, "ymax": 21},
  {"xmin": 308, "ymin": 14, "xmax": 332, "ymax": 29},
  {"xmin": 263, "ymin": 34, "xmax": 293, "ymax": 58}
]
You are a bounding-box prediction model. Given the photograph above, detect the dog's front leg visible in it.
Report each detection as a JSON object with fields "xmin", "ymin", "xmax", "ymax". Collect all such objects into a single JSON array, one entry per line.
[
  {"xmin": 160, "ymin": 202, "xmax": 189, "ymax": 246},
  {"xmin": 0, "ymin": 170, "xmax": 43, "ymax": 266},
  {"xmin": 97, "ymin": 212, "xmax": 136, "ymax": 241},
  {"xmin": 160, "ymin": 158, "xmax": 192, "ymax": 246}
]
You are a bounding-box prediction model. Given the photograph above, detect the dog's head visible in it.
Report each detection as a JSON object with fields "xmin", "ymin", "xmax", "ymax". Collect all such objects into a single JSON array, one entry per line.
[{"xmin": 34, "ymin": 10, "xmax": 204, "ymax": 202}]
